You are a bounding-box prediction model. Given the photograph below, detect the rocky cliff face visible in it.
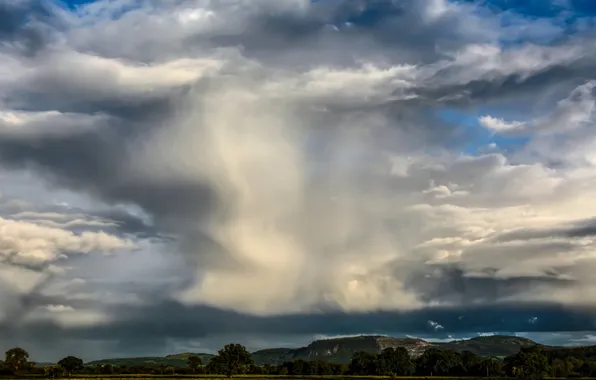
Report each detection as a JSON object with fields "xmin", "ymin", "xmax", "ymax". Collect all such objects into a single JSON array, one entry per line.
[
  {"xmin": 85, "ymin": 335, "xmax": 543, "ymax": 367},
  {"xmin": 294, "ymin": 335, "xmax": 380, "ymax": 362},
  {"xmin": 251, "ymin": 335, "xmax": 538, "ymax": 365},
  {"xmin": 376, "ymin": 337, "xmax": 434, "ymax": 357},
  {"xmin": 252, "ymin": 335, "xmax": 436, "ymax": 364},
  {"xmin": 295, "ymin": 336, "xmax": 433, "ymax": 360}
]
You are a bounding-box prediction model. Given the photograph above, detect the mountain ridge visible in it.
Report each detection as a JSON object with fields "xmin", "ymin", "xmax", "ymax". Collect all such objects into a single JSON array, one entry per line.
[
  {"xmin": 250, "ymin": 334, "xmax": 538, "ymax": 365},
  {"xmin": 84, "ymin": 334, "xmax": 543, "ymax": 367}
]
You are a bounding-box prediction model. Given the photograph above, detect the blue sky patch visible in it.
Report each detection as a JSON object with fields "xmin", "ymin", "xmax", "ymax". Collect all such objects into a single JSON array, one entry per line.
[
  {"xmin": 61, "ymin": 0, "xmax": 96, "ymax": 9},
  {"xmin": 437, "ymin": 108, "xmax": 531, "ymax": 155}
]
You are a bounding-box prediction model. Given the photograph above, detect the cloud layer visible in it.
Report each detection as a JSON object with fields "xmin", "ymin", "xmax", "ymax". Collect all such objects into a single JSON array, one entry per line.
[{"xmin": 2, "ymin": 0, "xmax": 596, "ymax": 360}]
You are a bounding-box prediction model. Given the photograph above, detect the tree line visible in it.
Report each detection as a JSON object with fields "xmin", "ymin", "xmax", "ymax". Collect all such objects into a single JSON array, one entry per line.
[{"xmin": 2, "ymin": 343, "xmax": 596, "ymax": 378}]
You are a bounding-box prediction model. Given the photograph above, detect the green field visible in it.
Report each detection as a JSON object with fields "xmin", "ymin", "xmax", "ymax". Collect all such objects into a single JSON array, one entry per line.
[
  {"xmin": 3, "ymin": 376, "xmax": 596, "ymax": 380},
  {"xmin": 0, "ymin": 378, "xmax": 512, "ymax": 380}
]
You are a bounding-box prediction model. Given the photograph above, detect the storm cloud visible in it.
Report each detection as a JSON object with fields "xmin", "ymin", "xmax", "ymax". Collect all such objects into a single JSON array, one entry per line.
[{"xmin": 2, "ymin": 0, "xmax": 596, "ymax": 361}]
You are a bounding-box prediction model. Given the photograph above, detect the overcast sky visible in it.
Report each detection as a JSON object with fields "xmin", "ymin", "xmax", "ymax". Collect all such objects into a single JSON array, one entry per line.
[{"xmin": 2, "ymin": 0, "xmax": 596, "ymax": 362}]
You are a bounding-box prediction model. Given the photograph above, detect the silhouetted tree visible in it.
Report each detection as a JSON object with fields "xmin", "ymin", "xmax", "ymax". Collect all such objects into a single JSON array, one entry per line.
[
  {"xmin": 99, "ymin": 363, "xmax": 113, "ymax": 374},
  {"xmin": 415, "ymin": 348, "xmax": 461, "ymax": 376},
  {"xmin": 187, "ymin": 355, "xmax": 202, "ymax": 373},
  {"xmin": 57, "ymin": 356, "xmax": 83, "ymax": 377},
  {"xmin": 5, "ymin": 347, "xmax": 29, "ymax": 374},
  {"xmin": 475, "ymin": 357, "xmax": 503, "ymax": 377},
  {"xmin": 0, "ymin": 361, "xmax": 11, "ymax": 376},
  {"xmin": 44, "ymin": 365, "xmax": 63, "ymax": 378},
  {"xmin": 378, "ymin": 347, "xmax": 414, "ymax": 376},
  {"xmin": 211, "ymin": 344, "xmax": 253, "ymax": 377},
  {"xmin": 504, "ymin": 346, "xmax": 550, "ymax": 379},
  {"xmin": 349, "ymin": 351, "xmax": 378, "ymax": 375}
]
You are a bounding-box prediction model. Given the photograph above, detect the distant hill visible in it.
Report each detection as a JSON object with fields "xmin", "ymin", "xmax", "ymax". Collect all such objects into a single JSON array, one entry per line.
[
  {"xmin": 250, "ymin": 348, "xmax": 295, "ymax": 365},
  {"xmin": 82, "ymin": 335, "xmax": 555, "ymax": 367},
  {"xmin": 165, "ymin": 352, "xmax": 216, "ymax": 361},
  {"xmin": 34, "ymin": 362, "xmax": 55, "ymax": 367},
  {"xmin": 435, "ymin": 335, "xmax": 538, "ymax": 357},
  {"xmin": 251, "ymin": 335, "xmax": 537, "ymax": 365},
  {"xmin": 86, "ymin": 353, "xmax": 215, "ymax": 368}
]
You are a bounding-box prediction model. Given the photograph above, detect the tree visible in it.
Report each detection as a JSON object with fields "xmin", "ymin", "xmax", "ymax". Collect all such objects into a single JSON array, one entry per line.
[
  {"xmin": 476, "ymin": 357, "xmax": 503, "ymax": 377},
  {"xmin": 415, "ymin": 348, "xmax": 461, "ymax": 376},
  {"xmin": 44, "ymin": 365, "xmax": 63, "ymax": 378},
  {"xmin": 5, "ymin": 347, "xmax": 29, "ymax": 374},
  {"xmin": 206, "ymin": 356, "xmax": 225, "ymax": 374},
  {"xmin": 157, "ymin": 364, "xmax": 167, "ymax": 375},
  {"xmin": 278, "ymin": 366, "xmax": 288, "ymax": 375},
  {"xmin": 247, "ymin": 364, "xmax": 263, "ymax": 375},
  {"xmin": 98, "ymin": 364, "xmax": 113, "ymax": 375},
  {"xmin": 459, "ymin": 351, "xmax": 480, "ymax": 375},
  {"xmin": 289, "ymin": 359, "xmax": 309, "ymax": 375},
  {"xmin": 212, "ymin": 343, "xmax": 254, "ymax": 377},
  {"xmin": 378, "ymin": 347, "xmax": 414, "ymax": 376},
  {"xmin": 348, "ymin": 351, "xmax": 378, "ymax": 375},
  {"xmin": 579, "ymin": 360, "xmax": 596, "ymax": 377},
  {"xmin": 552, "ymin": 358, "xmax": 574, "ymax": 378},
  {"xmin": 0, "ymin": 360, "xmax": 13, "ymax": 376},
  {"xmin": 187, "ymin": 355, "xmax": 203, "ymax": 373},
  {"xmin": 313, "ymin": 360, "xmax": 333, "ymax": 375},
  {"xmin": 26, "ymin": 361, "xmax": 36, "ymax": 373},
  {"xmin": 57, "ymin": 356, "xmax": 84, "ymax": 377},
  {"xmin": 504, "ymin": 346, "xmax": 550, "ymax": 379}
]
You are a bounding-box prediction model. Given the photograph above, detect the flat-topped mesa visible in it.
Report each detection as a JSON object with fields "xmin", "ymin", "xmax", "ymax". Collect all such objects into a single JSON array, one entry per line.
[
  {"xmin": 300, "ymin": 335, "xmax": 433, "ymax": 358},
  {"xmin": 86, "ymin": 335, "xmax": 542, "ymax": 367},
  {"xmin": 437, "ymin": 335, "xmax": 537, "ymax": 357},
  {"xmin": 250, "ymin": 334, "xmax": 539, "ymax": 365},
  {"xmin": 376, "ymin": 336, "xmax": 434, "ymax": 356}
]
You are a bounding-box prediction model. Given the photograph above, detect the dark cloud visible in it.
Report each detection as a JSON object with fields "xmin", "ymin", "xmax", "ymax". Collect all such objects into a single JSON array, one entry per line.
[
  {"xmin": 0, "ymin": 0, "xmax": 66, "ymax": 56},
  {"xmin": 0, "ymin": 118, "xmax": 219, "ymax": 231},
  {"xmin": 410, "ymin": 56, "xmax": 595, "ymax": 107},
  {"xmin": 404, "ymin": 265, "xmax": 576, "ymax": 305},
  {"xmin": 195, "ymin": 0, "xmax": 492, "ymax": 68},
  {"xmin": 91, "ymin": 209, "xmax": 164, "ymax": 239},
  {"xmin": 7, "ymin": 73, "xmax": 185, "ymax": 118},
  {"xmin": 1, "ymin": 0, "xmax": 596, "ymax": 360},
  {"xmin": 2, "ymin": 301, "xmax": 596, "ymax": 361},
  {"xmin": 494, "ymin": 217, "xmax": 596, "ymax": 242}
]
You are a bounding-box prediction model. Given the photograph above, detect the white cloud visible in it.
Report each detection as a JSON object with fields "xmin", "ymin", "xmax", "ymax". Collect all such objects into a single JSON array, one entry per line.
[
  {"xmin": 0, "ymin": 110, "xmax": 110, "ymax": 138},
  {"xmin": 24, "ymin": 304, "xmax": 111, "ymax": 328},
  {"xmin": 480, "ymin": 81, "xmax": 596, "ymax": 136},
  {"xmin": 45, "ymin": 304, "xmax": 75, "ymax": 313},
  {"xmin": 428, "ymin": 320, "xmax": 445, "ymax": 331},
  {"xmin": 0, "ymin": 216, "xmax": 134, "ymax": 265},
  {"xmin": 423, "ymin": 180, "xmax": 470, "ymax": 199},
  {"xmin": 1, "ymin": 0, "xmax": 596, "ymax": 329},
  {"xmin": 479, "ymin": 116, "xmax": 526, "ymax": 132}
]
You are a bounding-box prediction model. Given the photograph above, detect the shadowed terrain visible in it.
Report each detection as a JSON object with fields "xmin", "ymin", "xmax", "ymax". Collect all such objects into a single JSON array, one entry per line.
[{"xmin": 83, "ymin": 335, "xmax": 540, "ymax": 366}]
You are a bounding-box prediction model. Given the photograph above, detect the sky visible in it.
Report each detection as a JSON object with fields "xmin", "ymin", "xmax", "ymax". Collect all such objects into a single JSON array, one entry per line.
[{"xmin": 3, "ymin": 0, "xmax": 596, "ymax": 362}]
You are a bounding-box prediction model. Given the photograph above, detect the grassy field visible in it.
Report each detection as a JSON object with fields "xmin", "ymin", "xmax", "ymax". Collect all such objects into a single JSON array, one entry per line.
[
  {"xmin": 3, "ymin": 376, "xmax": 596, "ymax": 380},
  {"xmin": 0, "ymin": 376, "xmax": 512, "ymax": 379}
]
